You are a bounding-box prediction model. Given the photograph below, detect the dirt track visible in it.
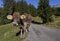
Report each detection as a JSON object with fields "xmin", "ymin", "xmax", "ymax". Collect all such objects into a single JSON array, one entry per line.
[{"xmin": 24, "ymin": 24, "xmax": 60, "ymax": 41}]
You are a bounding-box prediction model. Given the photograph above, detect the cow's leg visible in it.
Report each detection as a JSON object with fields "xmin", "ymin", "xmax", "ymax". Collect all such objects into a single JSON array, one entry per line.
[
  {"xmin": 19, "ymin": 22, "xmax": 27, "ymax": 38},
  {"xmin": 19, "ymin": 21, "xmax": 27, "ymax": 37},
  {"xmin": 19, "ymin": 25, "xmax": 24, "ymax": 38},
  {"xmin": 20, "ymin": 26, "xmax": 23, "ymax": 37},
  {"xmin": 26, "ymin": 24, "xmax": 30, "ymax": 32},
  {"xmin": 23, "ymin": 22, "xmax": 28, "ymax": 32}
]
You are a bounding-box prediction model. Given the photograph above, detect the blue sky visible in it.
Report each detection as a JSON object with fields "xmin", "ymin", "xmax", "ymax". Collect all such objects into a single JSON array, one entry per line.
[{"xmin": 0, "ymin": 0, "xmax": 60, "ymax": 8}]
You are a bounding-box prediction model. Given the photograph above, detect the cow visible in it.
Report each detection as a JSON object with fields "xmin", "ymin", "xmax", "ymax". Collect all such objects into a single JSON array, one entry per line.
[{"xmin": 7, "ymin": 12, "xmax": 32, "ymax": 37}]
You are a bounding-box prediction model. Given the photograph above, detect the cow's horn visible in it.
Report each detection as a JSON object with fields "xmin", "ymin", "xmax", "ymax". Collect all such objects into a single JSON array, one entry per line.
[{"xmin": 7, "ymin": 15, "xmax": 13, "ymax": 20}]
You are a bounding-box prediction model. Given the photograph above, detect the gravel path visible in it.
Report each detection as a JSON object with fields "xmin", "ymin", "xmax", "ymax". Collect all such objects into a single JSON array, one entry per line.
[{"xmin": 24, "ymin": 24, "xmax": 60, "ymax": 41}]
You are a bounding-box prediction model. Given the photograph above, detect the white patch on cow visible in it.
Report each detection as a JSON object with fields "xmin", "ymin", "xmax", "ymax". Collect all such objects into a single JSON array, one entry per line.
[{"xmin": 12, "ymin": 22, "xmax": 18, "ymax": 26}]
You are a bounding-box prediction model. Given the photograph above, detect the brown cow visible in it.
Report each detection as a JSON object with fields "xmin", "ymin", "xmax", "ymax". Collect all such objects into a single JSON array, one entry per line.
[{"xmin": 7, "ymin": 12, "xmax": 32, "ymax": 37}]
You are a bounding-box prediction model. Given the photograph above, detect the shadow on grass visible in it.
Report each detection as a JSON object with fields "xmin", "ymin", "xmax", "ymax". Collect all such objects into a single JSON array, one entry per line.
[
  {"xmin": 32, "ymin": 21, "xmax": 44, "ymax": 24},
  {"xmin": 16, "ymin": 30, "xmax": 21, "ymax": 36}
]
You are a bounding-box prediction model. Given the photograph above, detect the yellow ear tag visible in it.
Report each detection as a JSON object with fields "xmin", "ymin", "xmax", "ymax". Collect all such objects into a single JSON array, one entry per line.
[{"xmin": 20, "ymin": 15, "xmax": 26, "ymax": 19}]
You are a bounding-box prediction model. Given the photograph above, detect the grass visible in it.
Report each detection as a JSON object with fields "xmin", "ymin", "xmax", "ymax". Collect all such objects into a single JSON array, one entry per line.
[
  {"xmin": 32, "ymin": 16, "xmax": 42, "ymax": 23},
  {"xmin": 43, "ymin": 16, "xmax": 60, "ymax": 29},
  {"xmin": 32, "ymin": 16, "xmax": 60, "ymax": 29},
  {"xmin": 0, "ymin": 24, "xmax": 23, "ymax": 41}
]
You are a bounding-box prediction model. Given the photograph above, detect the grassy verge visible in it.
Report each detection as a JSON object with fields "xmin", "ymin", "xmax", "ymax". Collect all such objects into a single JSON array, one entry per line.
[
  {"xmin": 43, "ymin": 16, "xmax": 60, "ymax": 29},
  {"xmin": 43, "ymin": 22, "xmax": 60, "ymax": 29},
  {"xmin": 32, "ymin": 16, "xmax": 60, "ymax": 29},
  {"xmin": 32, "ymin": 16, "xmax": 42, "ymax": 23},
  {"xmin": 0, "ymin": 24, "xmax": 23, "ymax": 41}
]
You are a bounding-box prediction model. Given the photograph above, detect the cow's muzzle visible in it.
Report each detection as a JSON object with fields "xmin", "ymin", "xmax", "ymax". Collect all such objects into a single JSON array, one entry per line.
[{"xmin": 12, "ymin": 22, "xmax": 18, "ymax": 26}]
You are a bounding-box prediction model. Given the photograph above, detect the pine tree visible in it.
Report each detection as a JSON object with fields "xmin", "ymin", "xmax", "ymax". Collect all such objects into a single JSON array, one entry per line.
[
  {"xmin": 0, "ymin": 8, "xmax": 4, "ymax": 25},
  {"xmin": 16, "ymin": 0, "xmax": 29, "ymax": 13},
  {"xmin": 2, "ymin": 0, "xmax": 16, "ymax": 24},
  {"xmin": 37, "ymin": 0, "xmax": 53, "ymax": 23},
  {"xmin": 28, "ymin": 4, "xmax": 37, "ymax": 16},
  {"xmin": 16, "ymin": 0, "xmax": 37, "ymax": 16}
]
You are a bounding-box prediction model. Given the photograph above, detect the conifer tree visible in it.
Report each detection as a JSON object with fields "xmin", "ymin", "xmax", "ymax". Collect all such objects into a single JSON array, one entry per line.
[{"xmin": 37, "ymin": 0, "xmax": 53, "ymax": 23}]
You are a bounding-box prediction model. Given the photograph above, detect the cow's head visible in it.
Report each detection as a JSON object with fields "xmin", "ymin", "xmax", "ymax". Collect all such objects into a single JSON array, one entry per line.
[{"xmin": 7, "ymin": 12, "xmax": 26, "ymax": 26}]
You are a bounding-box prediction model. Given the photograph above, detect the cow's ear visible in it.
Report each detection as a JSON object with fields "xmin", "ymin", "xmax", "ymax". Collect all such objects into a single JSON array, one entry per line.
[
  {"xmin": 20, "ymin": 15, "xmax": 26, "ymax": 19},
  {"xmin": 7, "ymin": 15, "xmax": 13, "ymax": 20}
]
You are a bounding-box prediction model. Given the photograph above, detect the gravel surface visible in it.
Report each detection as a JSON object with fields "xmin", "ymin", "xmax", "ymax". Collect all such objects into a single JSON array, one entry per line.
[{"xmin": 24, "ymin": 24, "xmax": 60, "ymax": 41}]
